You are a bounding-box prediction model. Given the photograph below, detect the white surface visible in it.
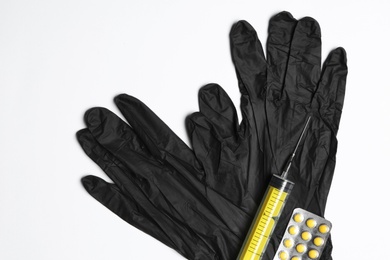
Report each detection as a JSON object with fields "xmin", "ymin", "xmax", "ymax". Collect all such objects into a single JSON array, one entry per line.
[{"xmin": 0, "ymin": 1, "xmax": 389, "ymax": 259}]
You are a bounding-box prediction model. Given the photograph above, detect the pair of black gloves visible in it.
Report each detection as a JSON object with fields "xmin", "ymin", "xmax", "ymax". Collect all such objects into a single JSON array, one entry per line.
[{"xmin": 77, "ymin": 11, "xmax": 347, "ymax": 260}]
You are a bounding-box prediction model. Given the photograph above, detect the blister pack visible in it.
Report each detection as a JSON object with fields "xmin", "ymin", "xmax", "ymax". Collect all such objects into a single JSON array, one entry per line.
[{"xmin": 273, "ymin": 208, "xmax": 332, "ymax": 260}]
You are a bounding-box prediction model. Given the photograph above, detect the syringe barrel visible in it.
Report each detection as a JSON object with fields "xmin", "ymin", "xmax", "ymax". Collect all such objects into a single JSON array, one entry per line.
[{"xmin": 237, "ymin": 174, "xmax": 294, "ymax": 260}]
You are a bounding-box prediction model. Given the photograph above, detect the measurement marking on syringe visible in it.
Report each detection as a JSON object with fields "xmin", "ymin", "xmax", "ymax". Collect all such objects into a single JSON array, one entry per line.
[
  {"xmin": 247, "ymin": 249, "xmax": 260, "ymax": 256},
  {"xmin": 237, "ymin": 118, "xmax": 311, "ymax": 260}
]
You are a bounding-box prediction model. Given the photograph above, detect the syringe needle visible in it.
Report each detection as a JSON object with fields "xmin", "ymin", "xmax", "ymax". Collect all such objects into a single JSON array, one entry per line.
[{"xmin": 281, "ymin": 116, "xmax": 312, "ymax": 179}]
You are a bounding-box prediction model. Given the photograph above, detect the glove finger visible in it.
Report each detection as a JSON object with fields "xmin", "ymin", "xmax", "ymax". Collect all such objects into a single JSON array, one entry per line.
[
  {"xmin": 77, "ymin": 129, "xmax": 175, "ymax": 247},
  {"xmin": 77, "ymin": 127, "xmax": 144, "ymax": 187},
  {"xmin": 113, "ymin": 97, "xmax": 243, "ymax": 231},
  {"xmin": 283, "ymin": 16, "xmax": 322, "ymax": 104},
  {"xmin": 198, "ymin": 83, "xmax": 239, "ymax": 139},
  {"xmin": 306, "ymin": 138, "xmax": 337, "ymax": 217},
  {"xmin": 83, "ymin": 109, "xmax": 197, "ymax": 215},
  {"xmin": 186, "ymin": 112, "xmax": 257, "ymax": 211},
  {"xmin": 78, "ymin": 129, "xmax": 219, "ymax": 259},
  {"xmin": 83, "ymin": 110, "xmax": 243, "ymax": 245},
  {"xmin": 84, "ymin": 106, "xmax": 203, "ymax": 193},
  {"xmin": 266, "ymin": 11, "xmax": 298, "ymax": 100},
  {"xmin": 230, "ymin": 20, "xmax": 267, "ymax": 134},
  {"xmin": 114, "ymin": 94, "xmax": 204, "ymax": 179},
  {"xmin": 314, "ymin": 47, "xmax": 347, "ymax": 134},
  {"xmin": 78, "ymin": 126, "xmax": 177, "ymax": 216},
  {"xmin": 81, "ymin": 175, "xmax": 177, "ymax": 250},
  {"xmin": 186, "ymin": 111, "xmax": 217, "ymax": 165},
  {"xmin": 83, "ymin": 107, "xmax": 149, "ymax": 159}
]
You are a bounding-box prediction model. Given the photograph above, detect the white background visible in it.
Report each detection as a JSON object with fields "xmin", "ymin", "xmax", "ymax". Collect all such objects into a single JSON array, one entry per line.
[{"xmin": 1, "ymin": 0, "xmax": 389, "ymax": 259}]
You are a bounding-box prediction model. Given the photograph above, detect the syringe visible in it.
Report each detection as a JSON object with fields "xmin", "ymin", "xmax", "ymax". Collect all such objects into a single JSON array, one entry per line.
[{"xmin": 237, "ymin": 116, "xmax": 312, "ymax": 260}]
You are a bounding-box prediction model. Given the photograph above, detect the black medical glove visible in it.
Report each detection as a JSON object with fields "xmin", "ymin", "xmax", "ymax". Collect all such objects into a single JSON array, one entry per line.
[
  {"xmin": 187, "ymin": 12, "xmax": 347, "ymax": 260},
  {"xmin": 78, "ymin": 11, "xmax": 347, "ymax": 260},
  {"xmin": 78, "ymin": 95, "xmax": 250, "ymax": 260}
]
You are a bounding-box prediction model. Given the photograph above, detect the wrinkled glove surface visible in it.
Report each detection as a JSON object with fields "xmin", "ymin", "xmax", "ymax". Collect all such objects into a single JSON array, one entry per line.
[
  {"xmin": 78, "ymin": 11, "xmax": 347, "ymax": 260},
  {"xmin": 78, "ymin": 96, "xmax": 248, "ymax": 259},
  {"xmin": 187, "ymin": 11, "xmax": 347, "ymax": 259}
]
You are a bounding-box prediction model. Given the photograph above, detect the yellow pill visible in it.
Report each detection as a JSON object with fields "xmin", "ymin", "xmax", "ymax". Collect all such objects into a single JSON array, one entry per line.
[
  {"xmin": 318, "ymin": 224, "xmax": 330, "ymax": 234},
  {"xmin": 288, "ymin": 225, "xmax": 299, "ymax": 235},
  {"xmin": 295, "ymin": 243, "xmax": 306, "ymax": 254},
  {"xmin": 313, "ymin": 237, "xmax": 324, "ymax": 247},
  {"xmin": 306, "ymin": 218, "xmax": 317, "ymax": 228},
  {"xmin": 283, "ymin": 238, "xmax": 293, "ymax": 248},
  {"xmin": 278, "ymin": 250, "xmax": 288, "ymax": 260},
  {"xmin": 301, "ymin": 231, "xmax": 312, "ymax": 241},
  {"xmin": 308, "ymin": 249, "xmax": 319, "ymax": 259},
  {"xmin": 291, "ymin": 257, "xmax": 301, "ymax": 260},
  {"xmin": 293, "ymin": 213, "xmax": 304, "ymax": 223}
]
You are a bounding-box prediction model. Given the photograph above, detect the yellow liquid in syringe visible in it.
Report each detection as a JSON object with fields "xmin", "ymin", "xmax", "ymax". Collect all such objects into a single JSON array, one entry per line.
[
  {"xmin": 237, "ymin": 175, "xmax": 294, "ymax": 260},
  {"xmin": 237, "ymin": 117, "xmax": 311, "ymax": 260}
]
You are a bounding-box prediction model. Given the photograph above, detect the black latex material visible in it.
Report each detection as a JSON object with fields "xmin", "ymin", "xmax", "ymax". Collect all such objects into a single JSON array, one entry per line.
[{"xmin": 78, "ymin": 11, "xmax": 347, "ymax": 260}]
